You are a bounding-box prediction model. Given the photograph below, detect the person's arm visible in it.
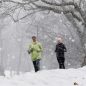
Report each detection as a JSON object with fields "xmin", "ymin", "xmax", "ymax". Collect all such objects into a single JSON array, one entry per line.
[
  {"xmin": 38, "ymin": 43, "xmax": 43, "ymax": 52},
  {"xmin": 63, "ymin": 44, "xmax": 67, "ymax": 52},
  {"xmin": 27, "ymin": 44, "xmax": 30, "ymax": 54},
  {"xmin": 28, "ymin": 44, "xmax": 33, "ymax": 54},
  {"xmin": 55, "ymin": 45, "xmax": 57, "ymax": 52}
]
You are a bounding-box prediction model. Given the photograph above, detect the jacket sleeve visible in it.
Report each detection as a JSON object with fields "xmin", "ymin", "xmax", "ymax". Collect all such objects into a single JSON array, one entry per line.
[
  {"xmin": 63, "ymin": 44, "xmax": 67, "ymax": 52},
  {"xmin": 27, "ymin": 44, "xmax": 33, "ymax": 54},
  {"xmin": 29, "ymin": 44, "xmax": 31, "ymax": 51},
  {"xmin": 55, "ymin": 45, "xmax": 57, "ymax": 52},
  {"xmin": 38, "ymin": 43, "xmax": 43, "ymax": 52},
  {"xmin": 36, "ymin": 43, "xmax": 43, "ymax": 52}
]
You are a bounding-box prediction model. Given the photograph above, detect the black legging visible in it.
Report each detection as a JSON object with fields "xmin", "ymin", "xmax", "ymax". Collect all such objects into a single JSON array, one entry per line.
[
  {"xmin": 57, "ymin": 57, "xmax": 65, "ymax": 69},
  {"xmin": 33, "ymin": 59, "xmax": 40, "ymax": 72}
]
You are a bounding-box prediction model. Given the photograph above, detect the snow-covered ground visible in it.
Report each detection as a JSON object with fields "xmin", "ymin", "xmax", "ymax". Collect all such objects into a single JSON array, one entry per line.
[{"xmin": 1, "ymin": 67, "xmax": 86, "ymax": 86}]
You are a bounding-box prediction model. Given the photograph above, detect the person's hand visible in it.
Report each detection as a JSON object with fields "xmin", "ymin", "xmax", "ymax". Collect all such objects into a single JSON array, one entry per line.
[
  {"xmin": 64, "ymin": 49, "xmax": 67, "ymax": 52},
  {"xmin": 27, "ymin": 50, "xmax": 31, "ymax": 54},
  {"xmin": 30, "ymin": 48, "xmax": 34, "ymax": 52},
  {"xmin": 37, "ymin": 49, "xmax": 41, "ymax": 53}
]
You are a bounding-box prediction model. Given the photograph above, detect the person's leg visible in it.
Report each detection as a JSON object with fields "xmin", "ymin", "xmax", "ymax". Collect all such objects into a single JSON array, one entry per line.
[
  {"xmin": 36, "ymin": 59, "xmax": 40, "ymax": 72},
  {"xmin": 62, "ymin": 58, "xmax": 65, "ymax": 69},
  {"xmin": 59, "ymin": 62, "xmax": 63, "ymax": 69},
  {"xmin": 57, "ymin": 58, "xmax": 62, "ymax": 69},
  {"xmin": 61, "ymin": 63, "xmax": 65, "ymax": 69},
  {"xmin": 33, "ymin": 61, "xmax": 37, "ymax": 72},
  {"xmin": 58, "ymin": 58, "xmax": 65, "ymax": 69},
  {"xmin": 60, "ymin": 58, "xmax": 65, "ymax": 69}
]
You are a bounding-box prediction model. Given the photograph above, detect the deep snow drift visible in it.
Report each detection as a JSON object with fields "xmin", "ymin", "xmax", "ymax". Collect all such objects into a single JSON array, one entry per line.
[{"xmin": 0, "ymin": 67, "xmax": 86, "ymax": 86}]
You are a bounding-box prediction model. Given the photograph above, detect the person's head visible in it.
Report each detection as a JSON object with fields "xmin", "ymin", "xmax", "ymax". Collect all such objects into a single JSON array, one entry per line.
[
  {"xmin": 32, "ymin": 36, "xmax": 37, "ymax": 42},
  {"xmin": 57, "ymin": 37, "xmax": 63, "ymax": 43}
]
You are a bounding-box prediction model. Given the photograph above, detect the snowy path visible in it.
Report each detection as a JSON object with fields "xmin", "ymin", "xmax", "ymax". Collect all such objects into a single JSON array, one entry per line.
[{"xmin": 0, "ymin": 67, "xmax": 86, "ymax": 86}]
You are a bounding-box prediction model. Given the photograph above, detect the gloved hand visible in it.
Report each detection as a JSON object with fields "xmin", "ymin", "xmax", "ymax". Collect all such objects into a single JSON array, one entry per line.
[
  {"xmin": 27, "ymin": 50, "xmax": 30, "ymax": 54},
  {"xmin": 27, "ymin": 48, "xmax": 33, "ymax": 54},
  {"xmin": 37, "ymin": 49, "xmax": 41, "ymax": 53}
]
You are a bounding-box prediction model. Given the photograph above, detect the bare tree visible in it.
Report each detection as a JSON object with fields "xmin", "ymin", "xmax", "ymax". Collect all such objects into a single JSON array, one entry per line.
[
  {"xmin": 0, "ymin": 19, "xmax": 5, "ymax": 76},
  {"xmin": 0, "ymin": 0, "xmax": 86, "ymax": 66}
]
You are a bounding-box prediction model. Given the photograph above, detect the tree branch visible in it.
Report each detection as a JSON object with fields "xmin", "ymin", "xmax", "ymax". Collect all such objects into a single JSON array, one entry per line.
[
  {"xmin": 71, "ymin": 11, "xmax": 82, "ymax": 21},
  {"xmin": 32, "ymin": 2, "xmax": 82, "ymax": 21},
  {"xmin": 41, "ymin": 0, "xmax": 75, "ymax": 7},
  {"xmin": 2, "ymin": 0, "xmax": 39, "ymax": 5},
  {"xmin": 40, "ymin": 0, "xmax": 86, "ymax": 24},
  {"xmin": 0, "ymin": 0, "xmax": 86, "ymax": 25},
  {"xmin": 7, "ymin": 8, "xmax": 44, "ymax": 22}
]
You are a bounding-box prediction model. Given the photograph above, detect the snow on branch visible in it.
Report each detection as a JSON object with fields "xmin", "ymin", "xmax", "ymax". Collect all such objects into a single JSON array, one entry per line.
[
  {"xmin": 41, "ymin": 0, "xmax": 75, "ymax": 7},
  {"xmin": 31, "ymin": 2, "xmax": 82, "ymax": 22},
  {"xmin": 0, "ymin": 0, "xmax": 85, "ymax": 24}
]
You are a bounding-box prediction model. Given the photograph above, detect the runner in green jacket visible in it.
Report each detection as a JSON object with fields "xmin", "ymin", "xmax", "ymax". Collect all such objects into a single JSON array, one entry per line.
[{"xmin": 28, "ymin": 36, "xmax": 43, "ymax": 72}]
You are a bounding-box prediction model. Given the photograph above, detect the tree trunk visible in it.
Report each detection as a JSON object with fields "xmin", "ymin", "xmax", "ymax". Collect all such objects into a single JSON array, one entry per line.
[{"xmin": 0, "ymin": 30, "xmax": 5, "ymax": 76}]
